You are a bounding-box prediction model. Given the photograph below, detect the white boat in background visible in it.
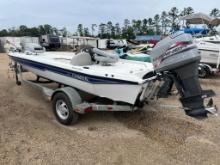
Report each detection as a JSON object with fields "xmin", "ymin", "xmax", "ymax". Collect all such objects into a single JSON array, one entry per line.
[
  {"xmin": 180, "ymin": 13, "xmax": 220, "ymax": 77},
  {"xmin": 195, "ymin": 41, "xmax": 220, "ymax": 66},
  {"xmin": 196, "ymin": 35, "xmax": 220, "ymax": 45}
]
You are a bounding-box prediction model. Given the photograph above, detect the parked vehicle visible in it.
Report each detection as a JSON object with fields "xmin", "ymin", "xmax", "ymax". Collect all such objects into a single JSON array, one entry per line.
[
  {"xmin": 106, "ymin": 39, "xmax": 127, "ymax": 49},
  {"xmin": 40, "ymin": 35, "xmax": 61, "ymax": 50}
]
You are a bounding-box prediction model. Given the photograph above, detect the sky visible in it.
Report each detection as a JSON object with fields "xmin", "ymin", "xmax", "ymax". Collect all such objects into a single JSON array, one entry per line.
[{"xmin": 0, "ymin": 0, "xmax": 219, "ymax": 32}]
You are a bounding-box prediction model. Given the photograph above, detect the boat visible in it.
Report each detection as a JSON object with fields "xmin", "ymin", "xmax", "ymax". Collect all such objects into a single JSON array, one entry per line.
[
  {"xmin": 196, "ymin": 41, "xmax": 220, "ymax": 66},
  {"xmin": 9, "ymin": 49, "xmax": 155, "ymax": 105},
  {"xmin": 196, "ymin": 35, "xmax": 220, "ymax": 45},
  {"xmin": 180, "ymin": 13, "xmax": 220, "ymax": 77},
  {"xmin": 180, "ymin": 13, "xmax": 220, "ymax": 43},
  {"xmin": 8, "ymin": 32, "xmax": 217, "ymax": 122}
]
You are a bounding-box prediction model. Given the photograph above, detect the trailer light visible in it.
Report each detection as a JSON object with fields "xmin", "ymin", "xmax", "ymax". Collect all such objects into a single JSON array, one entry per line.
[{"xmin": 84, "ymin": 106, "xmax": 93, "ymax": 113}]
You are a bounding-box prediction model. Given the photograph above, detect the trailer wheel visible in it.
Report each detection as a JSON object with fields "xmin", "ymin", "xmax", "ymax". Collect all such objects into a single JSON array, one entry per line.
[
  {"xmin": 52, "ymin": 92, "xmax": 79, "ymax": 125},
  {"xmin": 198, "ymin": 67, "xmax": 208, "ymax": 78}
]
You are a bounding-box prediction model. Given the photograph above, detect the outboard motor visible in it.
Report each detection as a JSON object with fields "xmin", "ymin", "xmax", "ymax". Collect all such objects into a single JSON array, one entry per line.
[{"xmin": 151, "ymin": 32, "xmax": 217, "ymax": 117}]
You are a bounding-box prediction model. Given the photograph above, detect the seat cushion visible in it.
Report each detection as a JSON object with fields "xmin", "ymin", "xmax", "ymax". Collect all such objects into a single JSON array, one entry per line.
[{"xmin": 71, "ymin": 52, "xmax": 92, "ymax": 66}]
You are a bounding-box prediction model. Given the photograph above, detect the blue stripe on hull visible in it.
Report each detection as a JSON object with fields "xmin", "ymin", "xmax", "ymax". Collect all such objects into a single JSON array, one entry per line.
[{"xmin": 11, "ymin": 56, "xmax": 139, "ymax": 85}]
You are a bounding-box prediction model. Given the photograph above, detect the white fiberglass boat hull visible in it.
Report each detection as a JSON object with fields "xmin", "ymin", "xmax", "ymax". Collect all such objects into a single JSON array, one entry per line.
[
  {"xmin": 22, "ymin": 65, "xmax": 143, "ymax": 104},
  {"xmin": 9, "ymin": 52, "xmax": 154, "ymax": 104},
  {"xmin": 196, "ymin": 41, "xmax": 220, "ymax": 66},
  {"xmin": 197, "ymin": 35, "xmax": 220, "ymax": 45}
]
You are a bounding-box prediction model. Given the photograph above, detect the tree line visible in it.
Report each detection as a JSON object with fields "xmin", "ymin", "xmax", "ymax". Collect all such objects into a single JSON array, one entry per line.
[
  {"xmin": 0, "ymin": 25, "xmax": 68, "ymax": 38},
  {"xmin": 0, "ymin": 7, "xmax": 219, "ymax": 39}
]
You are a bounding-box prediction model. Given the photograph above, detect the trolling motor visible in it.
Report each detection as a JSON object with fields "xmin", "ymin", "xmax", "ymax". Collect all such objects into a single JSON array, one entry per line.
[{"xmin": 151, "ymin": 32, "xmax": 217, "ymax": 117}]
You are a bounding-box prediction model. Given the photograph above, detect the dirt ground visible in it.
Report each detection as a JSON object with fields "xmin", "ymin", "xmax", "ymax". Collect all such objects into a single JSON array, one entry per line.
[{"xmin": 1, "ymin": 53, "xmax": 220, "ymax": 165}]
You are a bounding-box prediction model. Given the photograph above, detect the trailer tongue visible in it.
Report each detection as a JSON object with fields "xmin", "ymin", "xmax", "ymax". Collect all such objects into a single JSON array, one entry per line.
[{"xmin": 151, "ymin": 32, "xmax": 217, "ymax": 117}]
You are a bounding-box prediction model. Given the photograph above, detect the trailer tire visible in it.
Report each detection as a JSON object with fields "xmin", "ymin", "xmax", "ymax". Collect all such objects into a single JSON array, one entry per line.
[
  {"xmin": 198, "ymin": 66, "xmax": 208, "ymax": 78},
  {"xmin": 52, "ymin": 92, "xmax": 79, "ymax": 125}
]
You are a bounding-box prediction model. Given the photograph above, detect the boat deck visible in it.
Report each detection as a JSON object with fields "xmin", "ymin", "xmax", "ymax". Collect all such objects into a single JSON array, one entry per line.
[{"xmin": 9, "ymin": 51, "xmax": 154, "ymax": 83}]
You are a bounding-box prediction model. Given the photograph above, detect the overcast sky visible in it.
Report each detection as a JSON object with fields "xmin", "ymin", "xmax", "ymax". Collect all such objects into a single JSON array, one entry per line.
[{"xmin": 0, "ymin": 0, "xmax": 219, "ymax": 32}]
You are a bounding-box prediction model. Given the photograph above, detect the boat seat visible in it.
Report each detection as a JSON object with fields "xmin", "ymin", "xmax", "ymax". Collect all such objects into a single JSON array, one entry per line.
[
  {"xmin": 71, "ymin": 52, "xmax": 92, "ymax": 66},
  {"xmin": 92, "ymin": 48, "xmax": 119, "ymax": 64}
]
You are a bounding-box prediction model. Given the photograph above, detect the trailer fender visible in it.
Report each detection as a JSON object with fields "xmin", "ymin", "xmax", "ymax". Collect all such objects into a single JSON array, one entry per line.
[{"xmin": 51, "ymin": 87, "xmax": 82, "ymax": 108}]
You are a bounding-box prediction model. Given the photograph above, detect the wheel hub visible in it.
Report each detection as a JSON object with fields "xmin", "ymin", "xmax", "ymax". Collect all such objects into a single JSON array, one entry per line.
[{"xmin": 56, "ymin": 100, "xmax": 69, "ymax": 120}]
